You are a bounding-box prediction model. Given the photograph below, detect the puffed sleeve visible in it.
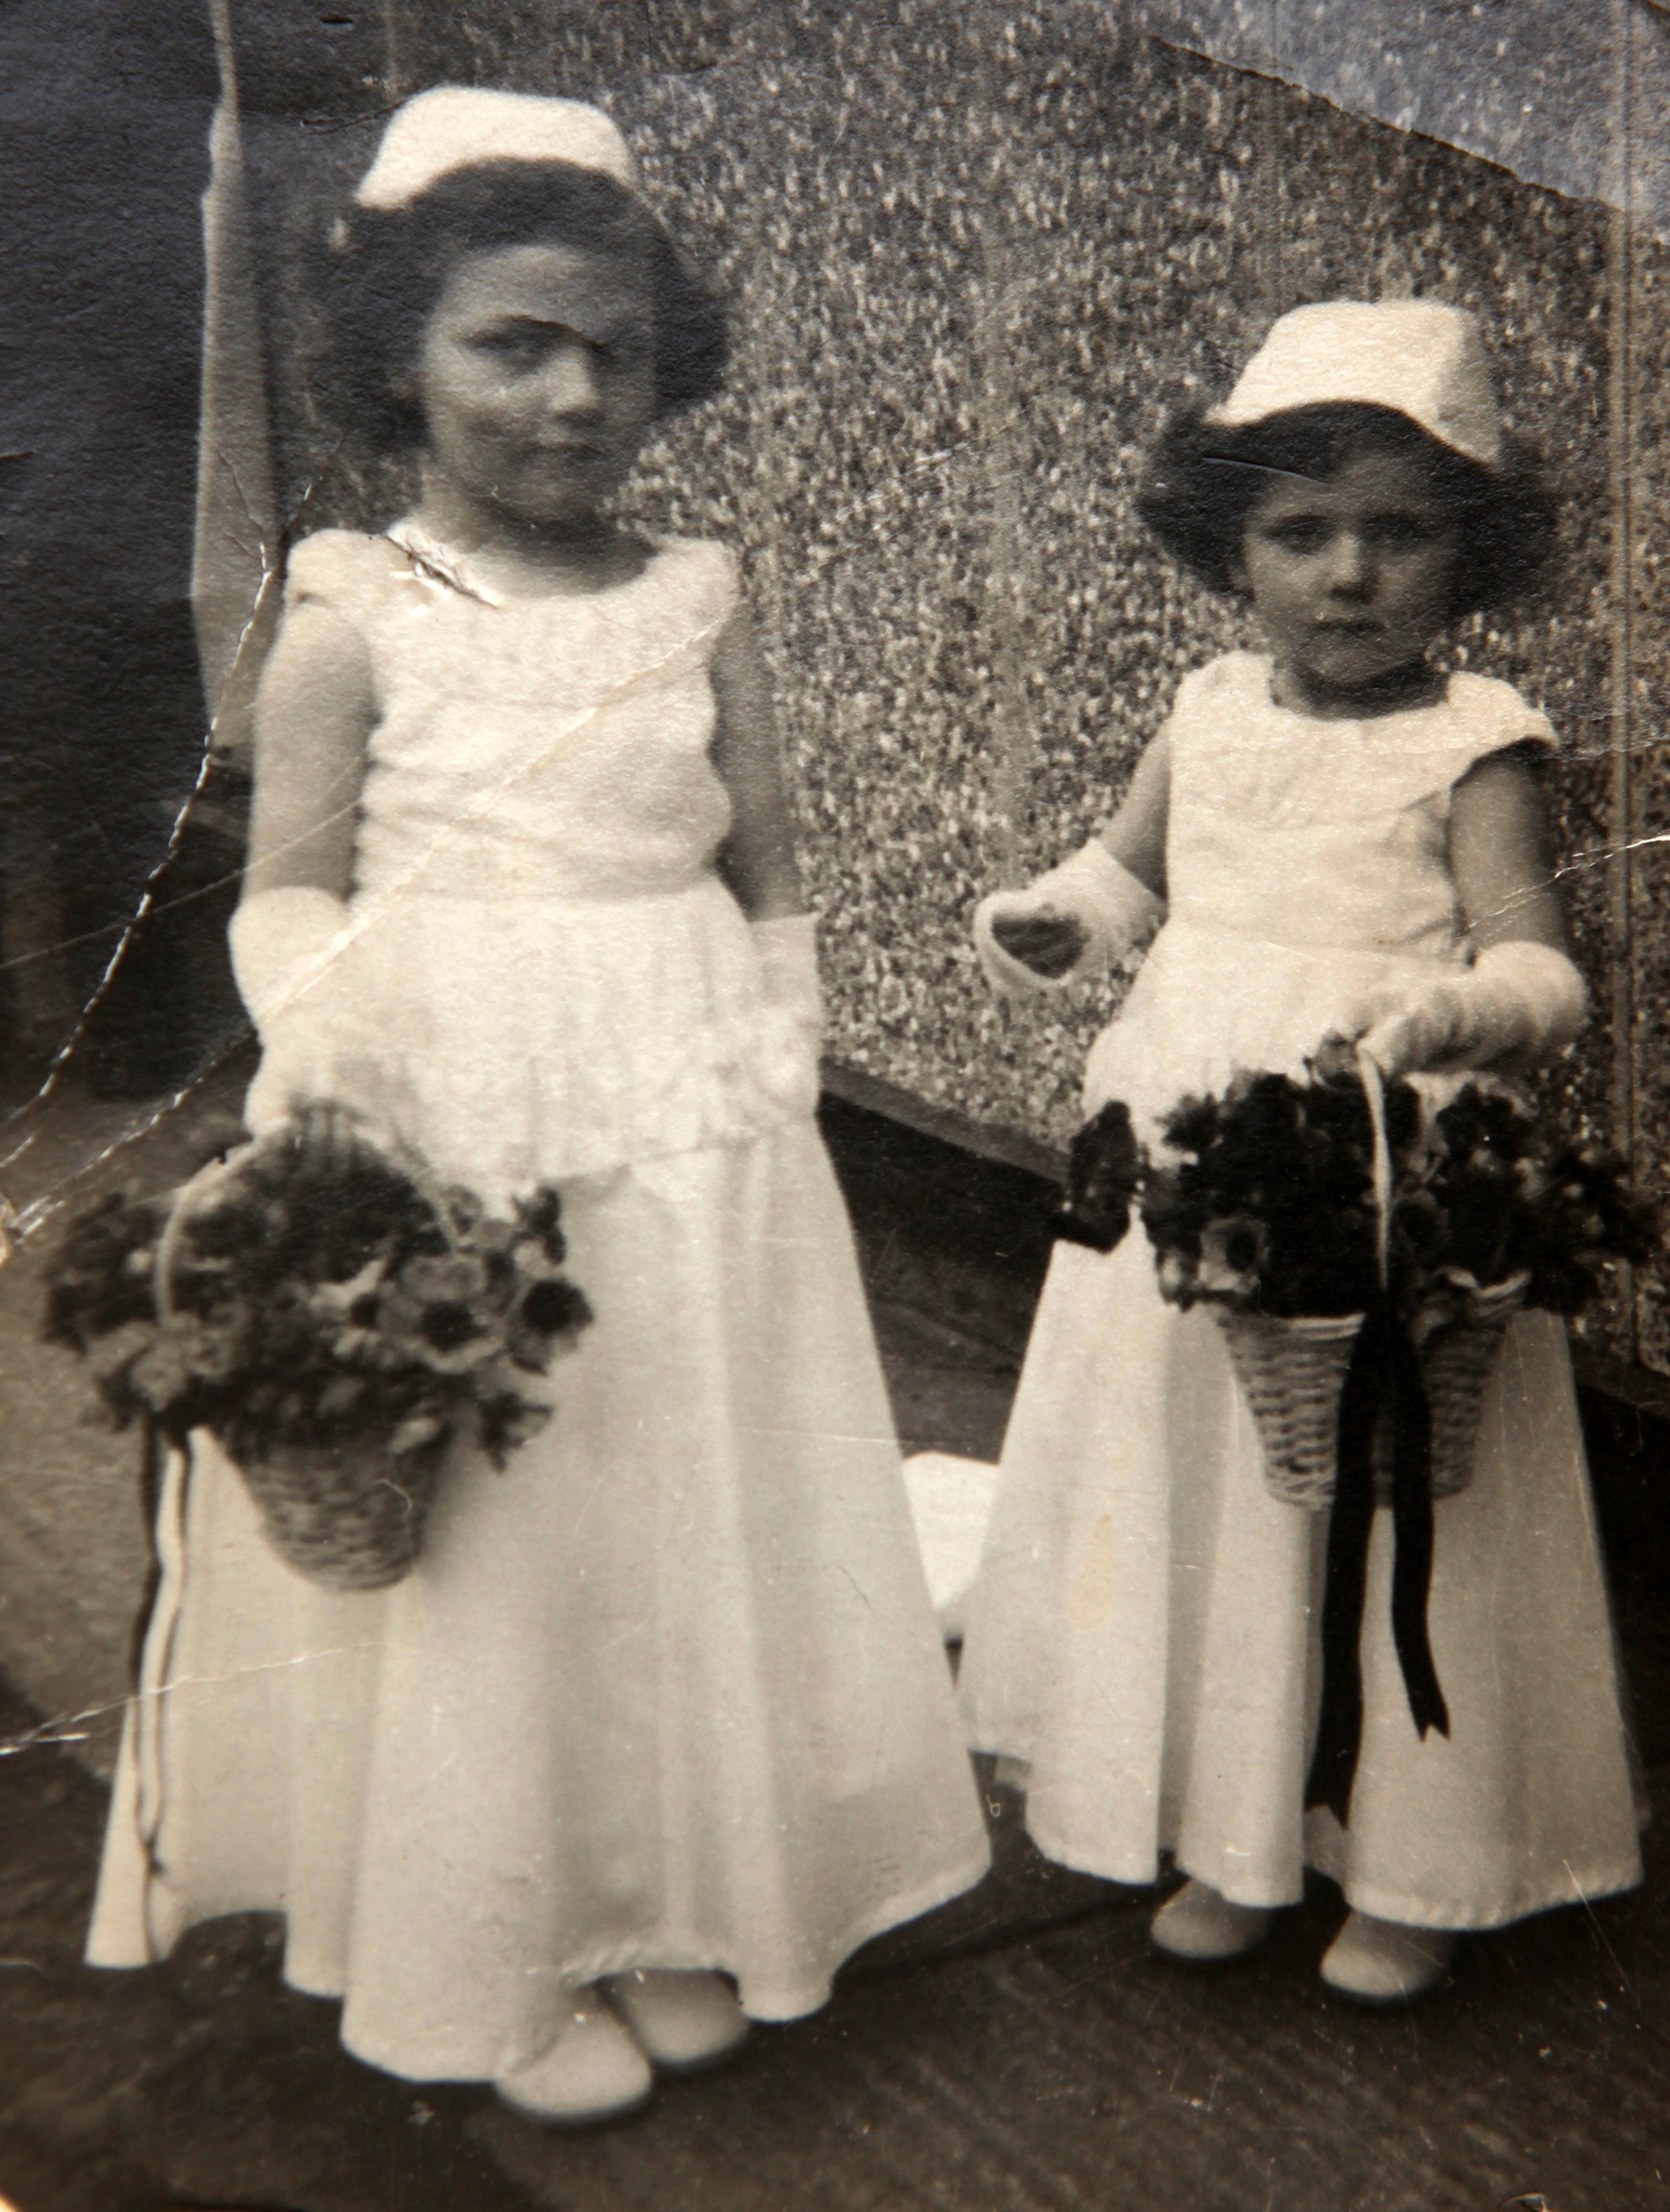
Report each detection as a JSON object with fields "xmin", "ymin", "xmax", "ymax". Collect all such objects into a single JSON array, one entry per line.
[
  {"xmin": 1438, "ymin": 672, "xmax": 1558, "ymax": 783},
  {"xmin": 658, "ymin": 535, "xmax": 742, "ymax": 646},
  {"xmin": 282, "ymin": 528, "xmax": 407, "ymax": 624}
]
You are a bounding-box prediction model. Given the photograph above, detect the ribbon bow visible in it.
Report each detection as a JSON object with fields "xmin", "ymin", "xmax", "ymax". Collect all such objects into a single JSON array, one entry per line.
[{"xmin": 1304, "ymin": 1055, "xmax": 1450, "ymax": 1826}]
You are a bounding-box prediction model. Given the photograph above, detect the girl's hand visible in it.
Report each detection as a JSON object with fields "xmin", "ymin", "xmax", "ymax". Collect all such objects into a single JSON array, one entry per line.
[
  {"xmin": 1341, "ymin": 941, "xmax": 1587, "ymax": 1080},
  {"xmin": 974, "ymin": 732, "xmax": 1170, "ymax": 1002},
  {"xmin": 989, "ymin": 908, "xmax": 1090, "ymax": 979},
  {"xmin": 1339, "ymin": 749, "xmax": 1587, "ymax": 1079},
  {"xmin": 1350, "ymin": 979, "xmax": 1473, "ymax": 1079},
  {"xmin": 1312, "ymin": 1029, "xmax": 1368, "ymax": 1086},
  {"xmin": 974, "ymin": 843, "xmax": 1162, "ymax": 1000},
  {"xmin": 232, "ymin": 887, "xmax": 416, "ymax": 1145}
]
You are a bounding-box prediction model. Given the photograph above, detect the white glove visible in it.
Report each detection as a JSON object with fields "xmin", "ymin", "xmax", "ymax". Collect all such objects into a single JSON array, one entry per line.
[
  {"xmin": 750, "ymin": 911, "xmax": 823, "ymax": 1118},
  {"xmin": 1354, "ymin": 940, "xmax": 1588, "ymax": 1079},
  {"xmin": 229, "ymin": 886, "xmax": 388, "ymax": 1129},
  {"xmin": 752, "ymin": 912, "xmax": 823, "ymax": 1032},
  {"xmin": 229, "ymin": 885, "xmax": 351, "ymax": 1025},
  {"xmin": 973, "ymin": 841, "xmax": 1161, "ymax": 1000}
]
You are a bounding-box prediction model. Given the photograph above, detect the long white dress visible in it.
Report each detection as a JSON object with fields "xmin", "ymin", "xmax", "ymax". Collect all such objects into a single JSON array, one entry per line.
[
  {"xmin": 85, "ymin": 527, "xmax": 989, "ymax": 2082},
  {"xmin": 957, "ymin": 651, "xmax": 1643, "ymax": 1931}
]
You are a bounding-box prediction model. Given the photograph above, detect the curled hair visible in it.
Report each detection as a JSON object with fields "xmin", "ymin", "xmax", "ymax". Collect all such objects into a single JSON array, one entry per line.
[
  {"xmin": 1135, "ymin": 401, "xmax": 1555, "ymax": 621},
  {"xmin": 322, "ymin": 158, "xmax": 729, "ymax": 453}
]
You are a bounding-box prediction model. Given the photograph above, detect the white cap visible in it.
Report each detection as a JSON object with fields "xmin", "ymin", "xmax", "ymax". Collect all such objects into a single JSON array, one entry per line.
[
  {"xmin": 355, "ymin": 88, "xmax": 637, "ymax": 211},
  {"xmin": 1208, "ymin": 301, "xmax": 1502, "ymax": 469}
]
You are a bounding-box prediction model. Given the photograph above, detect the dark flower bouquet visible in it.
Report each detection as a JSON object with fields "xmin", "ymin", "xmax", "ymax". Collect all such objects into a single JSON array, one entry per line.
[
  {"xmin": 1058, "ymin": 1071, "xmax": 1656, "ymax": 1326},
  {"xmin": 1389, "ymin": 1080, "xmax": 1658, "ymax": 1328},
  {"xmin": 1052, "ymin": 1071, "xmax": 1405, "ymax": 1509},
  {"xmin": 1053, "ymin": 1101, "xmax": 1143, "ymax": 1255},
  {"xmin": 1381, "ymin": 1081, "xmax": 1656, "ymax": 1502},
  {"xmin": 46, "ymin": 1109, "xmax": 592, "ymax": 1588},
  {"xmin": 1138, "ymin": 1070, "xmax": 1412, "ymax": 1320},
  {"xmin": 1056, "ymin": 1066, "xmax": 1658, "ymax": 1514}
]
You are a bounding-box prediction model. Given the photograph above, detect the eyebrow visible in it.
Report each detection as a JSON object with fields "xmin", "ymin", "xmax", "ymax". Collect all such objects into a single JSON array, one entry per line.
[{"xmin": 470, "ymin": 310, "xmax": 641, "ymax": 342}]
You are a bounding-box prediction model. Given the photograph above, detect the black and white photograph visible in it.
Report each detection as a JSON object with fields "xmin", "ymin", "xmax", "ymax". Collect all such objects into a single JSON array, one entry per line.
[{"xmin": 0, "ymin": 3, "xmax": 1667, "ymax": 2207}]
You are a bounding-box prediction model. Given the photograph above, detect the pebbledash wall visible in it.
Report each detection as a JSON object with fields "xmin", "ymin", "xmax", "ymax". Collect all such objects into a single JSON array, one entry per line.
[{"xmin": 228, "ymin": 0, "xmax": 1669, "ymax": 1372}]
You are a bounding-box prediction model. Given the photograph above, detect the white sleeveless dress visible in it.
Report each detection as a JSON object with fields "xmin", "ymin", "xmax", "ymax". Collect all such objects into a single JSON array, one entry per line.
[
  {"xmin": 958, "ymin": 652, "xmax": 1643, "ymax": 1930},
  {"xmin": 85, "ymin": 529, "xmax": 989, "ymax": 2082}
]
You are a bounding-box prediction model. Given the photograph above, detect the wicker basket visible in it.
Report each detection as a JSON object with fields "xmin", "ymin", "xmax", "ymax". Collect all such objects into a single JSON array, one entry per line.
[
  {"xmin": 1214, "ymin": 1307, "xmax": 1364, "ymax": 1509},
  {"xmin": 156, "ymin": 1131, "xmax": 456, "ymax": 1593},
  {"xmin": 236, "ymin": 1436, "xmax": 448, "ymax": 1592},
  {"xmin": 1373, "ymin": 1270, "xmax": 1530, "ymax": 1506}
]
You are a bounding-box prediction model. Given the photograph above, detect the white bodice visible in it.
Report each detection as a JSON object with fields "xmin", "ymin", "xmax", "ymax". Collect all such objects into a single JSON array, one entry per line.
[
  {"xmin": 1164, "ymin": 652, "xmax": 1555, "ymax": 960},
  {"xmin": 252, "ymin": 528, "xmax": 814, "ymax": 1192},
  {"xmin": 1085, "ymin": 651, "xmax": 1558, "ymax": 1131},
  {"xmin": 285, "ymin": 526, "xmax": 738, "ymax": 903}
]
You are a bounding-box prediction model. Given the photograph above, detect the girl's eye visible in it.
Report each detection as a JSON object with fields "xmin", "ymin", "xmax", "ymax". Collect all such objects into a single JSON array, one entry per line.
[
  {"xmin": 1264, "ymin": 519, "xmax": 1329, "ymax": 554},
  {"xmin": 1370, "ymin": 514, "xmax": 1444, "ymax": 549},
  {"xmin": 473, "ymin": 332, "xmax": 548, "ymax": 370},
  {"xmin": 493, "ymin": 329, "xmax": 552, "ymax": 360}
]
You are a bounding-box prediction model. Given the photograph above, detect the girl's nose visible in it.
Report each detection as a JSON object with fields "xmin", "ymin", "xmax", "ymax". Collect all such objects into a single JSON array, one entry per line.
[
  {"xmin": 1326, "ymin": 529, "xmax": 1373, "ymax": 595},
  {"xmin": 542, "ymin": 344, "xmax": 604, "ymax": 418}
]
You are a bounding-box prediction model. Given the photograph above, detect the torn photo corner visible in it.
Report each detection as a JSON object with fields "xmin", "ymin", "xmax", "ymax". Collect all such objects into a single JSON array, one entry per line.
[{"xmin": 1, "ymin": 2, "xmax": 1666, "ymax": 2208}]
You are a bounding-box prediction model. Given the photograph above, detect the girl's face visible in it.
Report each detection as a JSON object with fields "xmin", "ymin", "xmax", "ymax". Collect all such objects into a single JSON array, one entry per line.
[
  {"xmin": 1231, "ymin": 446, "xmax": 1461, "ymax": 713},
  {"xmin": 414, "ymin": 239, "xmax": 658, "ymax": 533}
]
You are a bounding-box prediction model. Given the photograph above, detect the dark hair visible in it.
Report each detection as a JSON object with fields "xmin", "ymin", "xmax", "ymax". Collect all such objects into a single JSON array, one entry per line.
[
  {"xmin": 323, "ymin": 158, "xmax": 729, "ymax": 453},
  {"xmin": 1134, "ymin": 401, "xmax": 1554, "ymax": 620}
]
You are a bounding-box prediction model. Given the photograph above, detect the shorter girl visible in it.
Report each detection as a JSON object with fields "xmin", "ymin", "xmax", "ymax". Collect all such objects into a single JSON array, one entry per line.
[
  {"xmin": 85, "ymin": 88, "xmax": 989, "ymax": 2122},
  {"xmin": 958, "ymin": 302, "xmax": 1642, "ymax": 2003}
]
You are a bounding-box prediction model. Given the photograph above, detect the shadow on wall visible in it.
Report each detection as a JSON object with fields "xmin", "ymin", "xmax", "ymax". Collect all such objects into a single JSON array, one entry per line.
[{"xmin": 224, "ymin": 0, "xmax": 1666, "ymax": 1371}]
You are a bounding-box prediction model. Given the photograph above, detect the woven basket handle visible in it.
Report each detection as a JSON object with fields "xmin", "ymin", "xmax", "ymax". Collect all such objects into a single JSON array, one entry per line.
[
  {"xmin": 1357, "ymin": 1046, "xmax": 1393, "ymax": 1291},
  {"xmin": 152, "ymin": 1141, "xmax": 263, "ymax": 1325},
  {"xmin": 152, "ymin": 1109, "xmax": 465, "ymax": 1328}
]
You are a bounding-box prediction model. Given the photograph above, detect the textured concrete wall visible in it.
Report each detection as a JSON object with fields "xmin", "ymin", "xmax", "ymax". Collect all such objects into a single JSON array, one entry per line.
[{"xmin": 232, "ymin": 0, "xmax": 1667, "ymax": 1370}]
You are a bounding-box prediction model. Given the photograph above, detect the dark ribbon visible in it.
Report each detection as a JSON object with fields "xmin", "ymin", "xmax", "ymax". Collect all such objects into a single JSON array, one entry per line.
[{"xmin": 1304, "ymin": 1292, "xmax": 1450, "ymax": 1825}]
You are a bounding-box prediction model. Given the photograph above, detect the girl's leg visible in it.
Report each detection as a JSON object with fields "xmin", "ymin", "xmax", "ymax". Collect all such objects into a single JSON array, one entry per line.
[
  {"xmin": 495, "ymin": 1987, "xmax": 653, "ymax": 2125},
  {"xmin": 603, "ymin": 1970, "xmax": 750, "ymax": 2070}
]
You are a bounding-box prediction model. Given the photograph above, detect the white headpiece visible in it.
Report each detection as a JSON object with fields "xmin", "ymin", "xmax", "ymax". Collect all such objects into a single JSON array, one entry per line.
[
  {"xmin": 355, "ymin": 87, "xmax": 637, "ymax": 211},
  {"xmin": 1208, "ymin": 301, "xmax": 1502, "ymax": 470}
]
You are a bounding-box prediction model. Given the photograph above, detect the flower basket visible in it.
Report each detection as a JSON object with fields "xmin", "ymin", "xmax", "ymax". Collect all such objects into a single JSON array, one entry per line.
[
  {"xmin": 1130, "ymin": 1067, "xmax": 1385, "ymax": 1508},
  {"xmin": 1081, "ymin": 1064, "xmax": 1656, "ymax": 1523},
  {"xmin": 239, "ymin": 1436, "xmax": 449, "ymax": 1592},
  {"xmin": 1373, "ymin": 1269, "xmax": 1530, "ymax": 1506},
  {"xmin": 45, "ymin": 1109, "xmax": 591, "ymax": 1593},
  {"xmin": 1214, "ymin": 1306, "xmax": 1365, "ymax": 1510}
]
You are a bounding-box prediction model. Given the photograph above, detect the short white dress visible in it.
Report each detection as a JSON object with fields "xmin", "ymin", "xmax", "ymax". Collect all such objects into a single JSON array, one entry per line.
[
  {"xmin": 86, "ymin": 527, "xmax": 989, "ymax": 2082},
  {"xmin": 958, "ymin": 651, "xmax": 1643, "ymax": 1931}
]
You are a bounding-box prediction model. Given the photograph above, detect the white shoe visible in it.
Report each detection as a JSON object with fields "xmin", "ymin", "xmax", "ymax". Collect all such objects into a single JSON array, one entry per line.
[
  {"xmin": 1320, "ymin": 1912, "xmax": 1455, "ymax": 2004},
  {"xmin": 1151, "ymin": 1879, "xmax": 1274, "ymax": 1962},
  {"xmin": 603, "ymin": 1969, "xmax": 750, "ymax": 2073},
  {"xmin": 495, "ymin": 1995, "xmax": 654, "ymax": 2126}
]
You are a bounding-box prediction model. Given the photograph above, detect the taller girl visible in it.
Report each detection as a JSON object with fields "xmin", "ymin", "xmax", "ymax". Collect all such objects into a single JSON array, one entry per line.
[
  {"xmin": 86, "ymin": 89, "xmax": 987, "ymax": 2120},
  {"xmin": 958, "ymin": 302, "xmax": 1642, "ymax": 2003}
]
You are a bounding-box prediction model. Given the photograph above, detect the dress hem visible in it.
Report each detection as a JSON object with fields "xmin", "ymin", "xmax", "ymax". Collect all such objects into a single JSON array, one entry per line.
[
  {"xmin": 334, "ymin": 1844, "xmax": 995, "ymax": 2083},
  {"xmin": 1303, "ymin": 1843, "xmax": 1644, "ymax": 1932},
  {"xmin": 1020, "ymin": 1814, "xmax": 1163, "ymax": 1895},
  {"xmin": 989, "ymin": 1768, "xmax": 1643, "ymax": 1931}
]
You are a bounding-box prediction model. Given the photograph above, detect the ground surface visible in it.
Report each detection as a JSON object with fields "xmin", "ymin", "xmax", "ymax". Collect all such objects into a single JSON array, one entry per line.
[
  {"xmin": 0, "ymin": 1672, "xmax": 1665, "ymax": 2212},
  {"xmin": 0, "ymin": 1077, "xmax": 1666, "ymax": 2212}
]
